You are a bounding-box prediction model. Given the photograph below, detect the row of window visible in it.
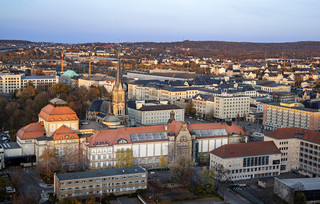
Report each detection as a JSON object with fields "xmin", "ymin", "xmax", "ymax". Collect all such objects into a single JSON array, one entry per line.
[
  {"xmin": 243, "ymin": 156, "xmax": 270, "ymax": 167},
  {"xmin": 61, "ymin": 175, "xmax": 146, "ymax": 186},
  {"xmin": 60, "ymin": 186, "xmax": 146, "ymax": 198},
  {"xmin": 230, "ymin": 165, "xmax": 279, "ymax": 174},
  {"xmin": 61, "ymin": 180, "xmax": 146, "ymax": 191}
]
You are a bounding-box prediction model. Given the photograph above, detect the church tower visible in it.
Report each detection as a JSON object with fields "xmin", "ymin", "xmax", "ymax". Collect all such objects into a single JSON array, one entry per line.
[{"xmin": 112, "ymin": 52, "xmax": 126, "ymax": 118}]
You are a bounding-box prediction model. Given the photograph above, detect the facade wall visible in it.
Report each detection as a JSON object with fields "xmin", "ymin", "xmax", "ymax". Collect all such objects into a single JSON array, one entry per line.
[
  {"xmin": 264, "ymin": 136, "xmax": 300, "ymax": 172},
  {"xmin": 210, "ymin": 153, "xmax": 281, "ymax": 181},
  {"xmin": 213, "ymin": 96, "xmax": 250, "ymax": 120},
  {"xmin": 263, "ymin": 104, "xmax": 320, "ymax": 130},
  {"xmin": 54, "ymin": 171, "xmax": 148, "ymax": 199}
]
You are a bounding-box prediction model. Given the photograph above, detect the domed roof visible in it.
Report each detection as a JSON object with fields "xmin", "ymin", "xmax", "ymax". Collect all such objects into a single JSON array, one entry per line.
[{"xmin": 103, "ymin": 114, "xmax": 121, "ymax": 123}]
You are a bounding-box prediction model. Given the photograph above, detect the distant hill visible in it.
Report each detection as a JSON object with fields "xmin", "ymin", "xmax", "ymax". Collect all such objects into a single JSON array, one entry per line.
[
  {"xmin": 125, "ymin": 41, "xmax": 320, "ymax": 60},
  {"xmin": 0, "ymin": 40, "xmax": 32, "ymax": 45}
]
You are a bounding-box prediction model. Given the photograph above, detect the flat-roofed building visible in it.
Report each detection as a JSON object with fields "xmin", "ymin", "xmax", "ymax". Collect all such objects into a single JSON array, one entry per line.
[
  {"xmin": 260, "ymin": 84, "xmax": 291, "ymax": 93},
  {"xmin": 210, "ymin": 141, "xmax": 281, "ymax": 181},
  {"xmin": 213, "ymin": 96, "xmax": 250, "ymax": 121},
  {"xmin": 54, "ymin": 166, "xmax": 148, "ymax": 199},
  {"xmin": 128, "ymin": 101, "xmax": 184, "ymax": 125},
  {"xmin": 0, "ymin": 74, "xmax": 59, "ymax": 93},
  {"xmin": 264, "ymin": 127, "xmax": 320, "ymax": 176},
  {"xmin": 263, "ymin": 103, "xmax": 320, "ymax": 131},
  {"xmin": 274, "ymin": 177, "xmax": 320, "ymax": 203}
]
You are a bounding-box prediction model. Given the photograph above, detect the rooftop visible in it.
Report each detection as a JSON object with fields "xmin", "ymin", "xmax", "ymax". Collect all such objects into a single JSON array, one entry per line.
[
  {"xmin": 55, "ymin": 166, "xmax": 147, "ymax": 181},
  {"xmin": 267, "ymin": 103, "xmax": 319, "ymax": 112},
  {"xmin": 138, "ymin": 104, "xmax": 182, "ymax": 111},
  {"xmin": 276, "ymin": 177, "xmax": 320, "ymax": 191},
  {"xmin": 265, "ymin": 127, "xmax": 320, "ymax": 144},
  {"xmin": 211, "ymin": 141, "xmax": 281, "ymax": 158}
]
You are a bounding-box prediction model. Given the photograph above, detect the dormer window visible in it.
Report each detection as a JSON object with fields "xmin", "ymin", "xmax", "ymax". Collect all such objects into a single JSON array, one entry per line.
[
  {"xmin": 71, "ymin": 136, "xmax": 74, "ymax": 139},
  {"xmin": 51, "ymin": 119, "xmax": 54, "ymax": 121},
  {"xmin": 60, "ymin": 137, "xmax": 63, "ymax": 139},
  {"xmin": 65, "ymin": 135, "xmax": 69, "ymax": 139},
  {"xmin": 66, "ymin": 118, "xmax": 69, "ymax": 120}
]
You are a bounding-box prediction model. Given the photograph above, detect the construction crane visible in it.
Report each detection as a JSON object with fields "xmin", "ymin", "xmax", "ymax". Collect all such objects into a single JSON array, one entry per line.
[
  {"xmin": 168, "ymin": 74, "xmax": 175, "ymax": 84},
  {"xmin": 61, "ymin": 50, "xmax": 64, "ymax": 74},
  {"xmin": 88, "ymin": 54, "xmax": 92, "ymax": 77}
]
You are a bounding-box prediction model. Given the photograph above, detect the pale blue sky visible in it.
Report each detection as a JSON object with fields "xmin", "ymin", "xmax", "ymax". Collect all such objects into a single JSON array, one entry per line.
[{"xmin": 0, "ymin": 0, "xmax": 319, "ymax": 43}]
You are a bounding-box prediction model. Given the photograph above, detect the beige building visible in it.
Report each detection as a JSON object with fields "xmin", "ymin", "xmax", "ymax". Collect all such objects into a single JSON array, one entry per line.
[
  {"xmin": 263, "ymin": 103, "xmax": 320, "ymax": 130},
  {"xmin": 87, "ymin": 121, "xmax": 246, "ymax": 169},
  {"xmin": 210, "ymin": 141, "xmax": 281, "ymax": 181},
  {"xmin": 54, "ymin": 166, "xmax": 147, "ymax": 199},
  {"xmin": 192, "ymin": 94, "xmax": 215, "ymax": 118},
  {"xmin": 264, "ymin": 127, "xmax": 320, "ymax": 176},
  {"xmin": 16, "ymin": 98, "xmax": 85, "ymax": 170},
  {"xmin": 213, "ymin": 96, "xmax": 250, "ymax": 121},
  {"xmin": 0, "ymin": 74, "xmax": 59, "ymax": 93},
  {"xmin": 260, "ymin": 84, "xmax": 291, "ymax": 93},
  {"xmin": 128, "ymin": 101, "xmax": 184, "ymax": 125},
  {"xmin": 128, "ymin": 82, "xmax": 199, "ymax": 103}
]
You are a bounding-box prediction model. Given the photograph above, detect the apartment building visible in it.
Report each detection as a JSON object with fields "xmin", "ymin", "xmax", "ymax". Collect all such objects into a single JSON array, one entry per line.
[
  {"xmin": 54, "ymin": 166, "xmax": 148, "ymax": 199},
  {"xmin": 128, "ymin": 81, "xmax": 199, "ymax": 103},
  {"xmin": 264, "ymin": 127, "xmax": 320, "ymax": 177},
  {"xmin": 213, "ymin": 96, "xmax": 250, "ymax": 121},
  {"xmin": 128, "ymin": 101, "xmax": 184, "ymax": 125},
  {"xmin": 263, "ymin": 103, "xmax": 320, "ymax": 130},
  {"xmin": 0, "ymin": 74, "xmax": 59, "ymax": 93},
  {"xmin": 192, "ymin": 94, "xmax": 215, "ymax": 118},
  {"xmin": 210, "ymin": 141, "xmax": 281, "ymax": 181},
  {"xmin": 0, "ymin": 74, "xmax": 21, "ymax": 93},
  {"xmin": 21, "ymin": 75, "xmax": 59, "ymax": 89}
]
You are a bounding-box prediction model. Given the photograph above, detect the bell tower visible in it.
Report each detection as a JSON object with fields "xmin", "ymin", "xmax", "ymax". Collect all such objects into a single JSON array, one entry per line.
[{"xmin": 112, "ymin": 52, "xmax": 125, "ymax": 118}]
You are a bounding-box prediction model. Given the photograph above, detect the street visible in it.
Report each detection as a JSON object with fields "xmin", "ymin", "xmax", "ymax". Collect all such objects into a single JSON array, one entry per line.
[{"xmin": 8, "ymin": 166, "xmax": 53, "ymax": 203}]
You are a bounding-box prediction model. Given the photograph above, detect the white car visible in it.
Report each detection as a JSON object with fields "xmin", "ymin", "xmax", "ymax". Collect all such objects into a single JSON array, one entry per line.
[{"xmin": 6, "ymin": 186, "xmax": 16, "ymax": 193}]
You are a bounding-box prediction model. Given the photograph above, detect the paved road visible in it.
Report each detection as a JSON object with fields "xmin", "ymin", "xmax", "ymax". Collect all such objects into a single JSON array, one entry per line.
[
  {"xmin": 8, "ymin": 167, "xmax": 53, "ymax": 203},
  {"xmin": 218, "ymin": 186, "xmax": 251, "ymax": 204}
]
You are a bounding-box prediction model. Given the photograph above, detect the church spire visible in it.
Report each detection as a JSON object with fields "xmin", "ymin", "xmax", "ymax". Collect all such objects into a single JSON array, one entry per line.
[{"xmin": 116, "ymin": 51, "xmax": 121, "ymax": 85}]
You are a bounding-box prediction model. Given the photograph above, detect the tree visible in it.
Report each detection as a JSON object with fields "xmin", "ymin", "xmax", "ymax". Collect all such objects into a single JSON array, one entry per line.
[
  {"xmin": 170, "ymin": 156, "xmax": 196, "ymax": 187},
  {"xmin": 237, "ymin": 113, "xmax": 241, "ymax": 122},
  {"xmin": 198, "ymin": 167, "xmax": 215, "ymax": 194},
  {"xmin": 185, "ymin": 101, "xmax": 196, "ymax": 116},
  {"xmin": 38, "ymin": 147, "xmax": 61, "ymax": 182},
  {"xmin": 293, "ymin": 192, "xmax": 306, "ymax": 204},
  {"xmin": 159, "ymin": 156, "xmax": 168, "ymax": 169},
  {"xmin": 48, "ymin": 83, "xmax": 71, "ymax": 96},
  {"xmin": 115, "ymin": 148, "xmax": 133, "ymax": 168},
  {"xmin": 0, "ymin": 177, "xmax": 7, "ymax": 201},
  {"xmin": 212, "ymin": 164, "xmax": 229, "ymax": 192},
  {"xmin": 35, "ymin": 68, "xmax": 45, "ymax": 76},
  {"xmin": 242, "ymin": 113, "xmax": 247, "ymax": 121}
]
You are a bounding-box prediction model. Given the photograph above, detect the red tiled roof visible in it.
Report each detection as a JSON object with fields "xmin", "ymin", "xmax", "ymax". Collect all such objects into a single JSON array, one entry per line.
[
  {"xmin": 17, "ymin": 122, "xmax": 45, "ymax": 140},
  {"xmin": 211, "ymin": 141, "xmax": 281, "ymax": 158},
  {"xmin": 167, "ymin": 121, "xmax": 183, "ymax": 135},
  {"xmin": 265, "ymin": 127, "xmax": 320, "ymax": 144},
  {"xmin": 106, "ymin": 78, "xmax": 115, "ymax": 83},
  {"xmin": 89, "ymin": 128, "xmax": 132, "ymax": 147},
  {"xmin": 38, "ymin": 104, "xmax": 79, "ymax": 121},
  {"xmin": 53, "ymin": 125, "xmax": 79, "ymax": 140},
  {"xmin": 188, "ymin": 122, "xmax": 246, "ymax": 135},
  {"xmin": 88, "ymin": 121, "xmax": 246, "ymax": 147}
]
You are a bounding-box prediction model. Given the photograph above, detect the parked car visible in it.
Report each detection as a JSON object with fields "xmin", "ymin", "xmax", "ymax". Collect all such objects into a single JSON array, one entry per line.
[{"xmin": 6, "ymin": 186, "xmax": 16, "ymax": 193}]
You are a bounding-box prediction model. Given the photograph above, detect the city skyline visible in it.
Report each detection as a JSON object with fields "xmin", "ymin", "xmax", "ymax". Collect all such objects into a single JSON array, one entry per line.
[{"xmin": 1, "ymin": 0, "xmax": 320, "ymax": 43}]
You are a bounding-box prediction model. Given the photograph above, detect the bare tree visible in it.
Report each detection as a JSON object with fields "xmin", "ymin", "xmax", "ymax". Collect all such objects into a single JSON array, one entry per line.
[{"xmin": 212, "ymin": 164, "xmax": 229, "ymax": 192}]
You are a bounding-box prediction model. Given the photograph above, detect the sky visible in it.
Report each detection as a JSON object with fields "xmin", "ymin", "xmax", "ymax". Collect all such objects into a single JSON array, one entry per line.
[{"xmin": 0, "ymin": 0, "xmax": 319, "ymax": 43}]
